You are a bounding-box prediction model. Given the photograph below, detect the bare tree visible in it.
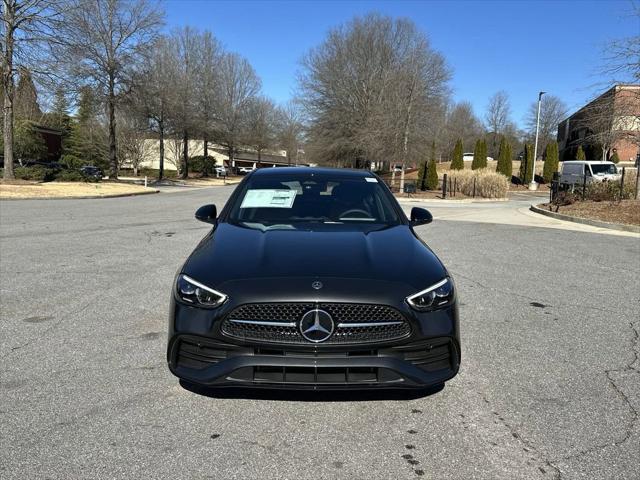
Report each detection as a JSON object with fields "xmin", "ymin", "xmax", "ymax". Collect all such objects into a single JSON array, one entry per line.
[
  {"xmin": 215, "ymin": 51, "xmax": 260, "ymax": 168},
  {"xmin": 58, "ymin": 0, "xmax": 163, "ymax": 179},
  {"xmin": 244, "ymin": 96, "xmax": 276, "ymax": 165},
  {"xmin": 133, "ymin": 35, "xmax": 175, "ymax": 180},
  {"xmin": 276, "ymin": 100, "xmax": 304, "ymax": 165},
  {"xmin": 116, "ymin": 106, "xmax": 146, "ymax": 175},
  {"xmin": 193, "ymin": 30, "xmax": 221, "ymax": 175},
  {"xmin": 165, "ymin": 26, "xmax": 198, "ymax": 179},
  {"xmin": 525, "ymin": 94, "xmax": 567, "ymax": 155},
  {"xmin": 444, "ymin": 101, "xmax": 483, "ymax": 158},
  {"xmin": 1, "ymin": 0, "xmax": 62, "ymax": 179},
  {"xmin": 299, "ymin": 13, "xmax": 450, "ymax": 181},
  {"xmin": 484, "ymin": 91, "xmax": 511, "ymax": 158}
]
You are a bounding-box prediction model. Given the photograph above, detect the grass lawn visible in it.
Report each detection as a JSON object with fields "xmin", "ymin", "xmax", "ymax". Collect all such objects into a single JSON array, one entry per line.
[{"xmin": 0, "ymin": 181, "xmax": 158, "ymax": 199}]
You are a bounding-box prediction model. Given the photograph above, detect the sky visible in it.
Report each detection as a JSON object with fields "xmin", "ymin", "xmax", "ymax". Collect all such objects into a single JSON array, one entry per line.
[{"xmin": 164, "ymin": 0, "xmax": 638, "ymax": 129}]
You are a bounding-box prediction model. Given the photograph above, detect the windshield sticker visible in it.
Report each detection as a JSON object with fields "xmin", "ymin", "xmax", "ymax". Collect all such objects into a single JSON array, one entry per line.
[
  {"xmin": 240, "ymin": 189, "xmax": 297, "ymax": 209},
  {"xmin": 365, "ymin": 177, "xmax": 378, "ymax": 183}
]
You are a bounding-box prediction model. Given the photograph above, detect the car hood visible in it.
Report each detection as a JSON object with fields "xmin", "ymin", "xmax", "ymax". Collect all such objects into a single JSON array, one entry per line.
[{"xmin": 182, "ymin": 223, "xmax": 447, "ymax": 294}]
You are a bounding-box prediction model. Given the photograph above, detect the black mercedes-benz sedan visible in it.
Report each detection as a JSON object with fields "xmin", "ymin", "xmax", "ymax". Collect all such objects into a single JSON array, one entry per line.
[{"xmin": 167, "ymin": 167, "xmax": 460, "ymax": 390}]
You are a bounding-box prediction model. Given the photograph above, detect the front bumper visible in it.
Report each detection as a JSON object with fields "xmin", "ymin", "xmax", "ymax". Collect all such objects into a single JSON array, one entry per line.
[{"xmin": 167, "ymin": 334, "xmax": 460, "ymax": 390}]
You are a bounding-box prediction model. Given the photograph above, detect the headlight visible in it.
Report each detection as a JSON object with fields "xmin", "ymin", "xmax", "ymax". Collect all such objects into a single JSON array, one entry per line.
[
  {"xmin": 176, "ymin": 274, "xmax": 227, "ymax": 308},
  {"xmin": 406, "ymin": 278, "xmax": 454, "ymax": 311}
]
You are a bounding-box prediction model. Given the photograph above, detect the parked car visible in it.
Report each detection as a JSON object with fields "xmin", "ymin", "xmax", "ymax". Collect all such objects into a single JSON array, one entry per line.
[
  {"xmin": 167, "ymin": 167, "xmax": 461, "ymax": 391},
  {"xmin": 79, "ymin": 166, "xmax": 103, "ymax": 180},
  {"xmin": 392, "ymin": 164, "xmax": 403, "ymax": 172},
  {"xmin": 238, "ymin": 166, "xmax": 255, "ymax": 175},
  {"xmin": 559, "ymin": 161, "xmax": 620, "ymax": 188},
  {"xmin": 214, "ymin": 166, "xmax": 227, "ymax": 177},
  {"xmin": 463, "ymin": 153, "xmax": 493, "ymax": 162}
]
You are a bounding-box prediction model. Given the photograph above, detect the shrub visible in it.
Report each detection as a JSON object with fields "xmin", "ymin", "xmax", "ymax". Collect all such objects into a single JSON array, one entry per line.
[
  {"xmin": 472, "ymin": 139, "xmax": 487, "ymax": 170},
  {"xmin": 54, "ymin": 169, "xmax": 97, "ymax": 182},
  {"xmin": 447, "ymin": 168, "xmax": 509, "ymax": 198},
  {"xmin": 610, "ymin": 152, "xmax": 620, "ymax": 164},
  {"xmin": 543, "ymin": 141, "xmax": 559, "ymax": 183},
  {"xmin": 450, "ymin": 139, "xmax": 464, "ymax": 170},
  {"xmin": 189, "ymin": 155, "xmax": 217, "ymax": 174},
  {"xmin": 496, "ymin": 137, "xmax": 512, "ymax": 178},
  {"xmin": 60, "ymin": 154, "xmax": 85, "ymax": 169},
  {"xmin": 585, "ymin": 175, "xmax": 636, "ymax": 201},
  {"xmin": 576, "ymin": 145, "xmax": 586, "ymax": 160},
  {"xmin": 426, "ymin": 159, "xmax": 438, "ymax": 190},
  {"xmin": 14, "ymin": 166, "xmax": 56, "ymax": 182}
]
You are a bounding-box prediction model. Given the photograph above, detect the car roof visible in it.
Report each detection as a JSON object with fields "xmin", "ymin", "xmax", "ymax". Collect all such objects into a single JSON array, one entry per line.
[
  {"xmin": 563, "ymin": 161, "xmax": 614, "ymax": 164},
  {"xmin": 250, "ymin": 167, "xmax": 376, "ymax": 178}
]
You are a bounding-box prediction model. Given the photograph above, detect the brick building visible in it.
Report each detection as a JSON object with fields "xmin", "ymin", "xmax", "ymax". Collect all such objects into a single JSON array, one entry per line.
[{"xmin": 557, "ymin": 84, "xmax": 640, "ymax": 162}]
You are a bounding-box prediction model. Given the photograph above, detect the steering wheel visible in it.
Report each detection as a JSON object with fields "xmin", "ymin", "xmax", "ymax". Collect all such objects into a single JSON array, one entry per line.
[{"xmin": 339, "ymin": 208, "xmax": 373, "ymax": 219}]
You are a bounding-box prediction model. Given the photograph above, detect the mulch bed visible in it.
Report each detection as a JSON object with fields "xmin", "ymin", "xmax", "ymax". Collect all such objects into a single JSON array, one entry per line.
[{"xmin": 540, "ymin": 200, "xmax": 640, "ymax": 226}]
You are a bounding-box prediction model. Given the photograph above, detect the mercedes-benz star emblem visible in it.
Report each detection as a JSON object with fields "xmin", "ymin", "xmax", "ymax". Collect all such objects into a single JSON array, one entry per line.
[
  {"xmin": 312, "ymin": 281, "xmax": 323, "ymax": 290},
  {"xmin": 299, "ymin": 309, "xmax": 334, "ymax": 343}
]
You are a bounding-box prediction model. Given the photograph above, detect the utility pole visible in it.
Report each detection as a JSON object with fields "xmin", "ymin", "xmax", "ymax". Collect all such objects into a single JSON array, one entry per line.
[{"xmin": 530, "ymin": 91, "xmax": 545, "ymax": 191}]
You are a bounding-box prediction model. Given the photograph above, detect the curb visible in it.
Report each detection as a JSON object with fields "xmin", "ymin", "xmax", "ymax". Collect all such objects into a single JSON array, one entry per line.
[
  {"xmin": 529, "ymin": 204, "xmax": 640, "ymax": 233},
  {"xmin": 0, "ymin": 189, "xmax": 159, "ymax": 201},
  {"xmin": 396, "ymin": 197, "xmax": 509, "ymax": 204}
]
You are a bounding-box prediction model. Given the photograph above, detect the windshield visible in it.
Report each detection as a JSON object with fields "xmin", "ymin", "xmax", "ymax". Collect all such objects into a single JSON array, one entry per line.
[
  {"xmin": 227, "ymin": 173, "xmax": 400, "ymax": 228},
  {"xmin": 590, "ymin": 164, "xmax": 617, "ymax": 175}
]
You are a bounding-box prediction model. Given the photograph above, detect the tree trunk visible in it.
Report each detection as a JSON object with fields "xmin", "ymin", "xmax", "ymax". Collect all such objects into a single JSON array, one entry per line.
[
  {"xmin": 227, "ymin": 144, "xmax": 234, "ymax": 171},
  {"xmin": 2, "ymin": 3, "xmax": 15, "ymax": 180},
  {"xmin": 182, "ymin": 130, "xmax": 189, "ymax": 179},
  {"xmin": 158, "ymin": 121, "xmax": 164, "ymax": 181},
  {"xmin": 202, "ymin": 137, "xmax": 209, "ymax": 177},
  {"xmin": 108, "ymin": 73, "xmax": 118, "ymax": 179},
  {"xmin": 257, "ymin": 148, "xmax": 262, "ymax": 168}
]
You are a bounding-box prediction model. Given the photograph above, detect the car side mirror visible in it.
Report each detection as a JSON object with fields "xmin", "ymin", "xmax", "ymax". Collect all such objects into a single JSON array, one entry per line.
[
  {"xmin": 410, "ymin": 207, "xmax": 432, "ymax": 226},
  {"xmin": 195, "ymin": 204, "xmax": 217, "ymax": 224}
]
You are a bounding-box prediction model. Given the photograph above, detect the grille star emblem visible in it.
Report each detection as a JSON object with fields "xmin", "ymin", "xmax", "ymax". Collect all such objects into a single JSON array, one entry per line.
[{"xmin": 299, "ymin": 309, "xmax": 334, "ymax": 343}]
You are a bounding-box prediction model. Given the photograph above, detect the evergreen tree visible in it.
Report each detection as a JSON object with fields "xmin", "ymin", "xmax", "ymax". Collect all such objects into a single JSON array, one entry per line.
[
  {"xmin": 14, "ymin": 68, "xmax": 42, "ymax": 121},
  {"xmin": 496, "ymin": 137, "xmax": 512, "ymax": 178},
  {"xmin": 576, "ymin": 145, "xmax": 586, "ymax": 160},
  {"xmin": 542, "ymin": 141, "xmax": 559, "ymax": 183},
  {"xmin": 610, "ymin": 151, "xmax": 620, "ymax": 163},
  {"xmin": 519, "ymin": 143, "xmax": 534, "ymax": 183},
  {"xmin": 426, "ymin": 158, "xmax": 438, "ymax": 190},
  {"xmin": 64, "ymin": 87, "xmax": 108, "ymax": 170},
  {"xmin": 450, "ymin": 139, "xmax": 464, "ymax": 170},
  {"xmin": 417, "ymin": 160, "xmax": 428, "ymax": 190},
  {"xmin": 472, "ymin": 138, "xmax": 488, "ymax": 170}
]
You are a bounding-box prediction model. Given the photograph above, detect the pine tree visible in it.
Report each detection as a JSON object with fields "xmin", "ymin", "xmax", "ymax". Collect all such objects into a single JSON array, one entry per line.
[
  {"xmin": 542, "ymin": 141, "xmax": 559, "ymax": 183},
  {"xmin": 610, "ymin": 151, "xmax": 620, "ymax": 163},
  {"xmin": 519, "ymin": 143, "xmax": 534, "ymax": 184},
  {"xmin": 576, "ymin": 145, "xmax": 586, "ymax": 160},
  {"xmin": 426, "ymin": 158, "xmax": 438, "ymax": 190},
  {"xmin": 472, "ymin": 139, "xmax": 488, "ymax": 170},
  {"xmin": 450, "ymin": 139, "xmax": 464, "ymax": 170},
  {"xmin": 64, "ymin": 87, "xmax": 108, "ymax": 169},
  {"xmin": 417, "ymin": 160, "xmax": 428, "ymax": 190},
  {"xmin": 496, "ymin": 137, "xmax": 512, "ymax": 178},
  {"xmin": 14, "ymin": 68, "xmax": 42, "ymax": 121}
]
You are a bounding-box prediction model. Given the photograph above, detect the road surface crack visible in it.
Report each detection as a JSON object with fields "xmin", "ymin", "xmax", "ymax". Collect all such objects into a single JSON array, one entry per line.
[
  {"xmin": 558, "ymin": 321, "xmax": 639, "ymax": 462},
  {"xmin": 479, "ymin": 394, "xmax": 562, "ymax": 479}
]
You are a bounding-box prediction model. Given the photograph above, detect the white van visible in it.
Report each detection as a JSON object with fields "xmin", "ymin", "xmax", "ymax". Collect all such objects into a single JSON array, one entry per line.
[{"xmin": 560, "ymin": 161, "xmax": 620, "ymax": 187}]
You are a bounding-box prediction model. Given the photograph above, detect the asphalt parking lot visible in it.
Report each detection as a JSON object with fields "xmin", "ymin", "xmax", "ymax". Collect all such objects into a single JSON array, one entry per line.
[{"xmin": 1, "ymin": 186, "xmax": 638, "ymax": 479}]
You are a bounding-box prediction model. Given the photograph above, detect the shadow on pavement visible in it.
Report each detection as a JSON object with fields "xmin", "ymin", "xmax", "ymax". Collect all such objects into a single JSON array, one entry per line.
[{"xmin": 179, "ymin": 379, "xmax": 444, "ymax": 402}]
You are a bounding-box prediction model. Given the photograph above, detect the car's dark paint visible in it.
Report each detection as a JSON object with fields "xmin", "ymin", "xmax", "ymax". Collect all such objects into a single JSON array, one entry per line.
[
  {"xmin": 168, "ymin": 167, "xmax": 460, "ymax": 390},
  {"xmin": 410, "ymin": 207, "xmax": 433, "ymax": 226}
]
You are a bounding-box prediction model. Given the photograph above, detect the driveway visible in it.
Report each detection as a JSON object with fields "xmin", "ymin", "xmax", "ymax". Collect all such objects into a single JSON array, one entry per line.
[{"xmin": 1, "ymin": 187, "xmax": 638, "ymax": 479}]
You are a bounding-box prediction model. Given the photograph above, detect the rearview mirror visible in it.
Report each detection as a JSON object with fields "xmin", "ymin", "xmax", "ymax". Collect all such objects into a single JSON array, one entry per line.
[
  {"xmin": 410, "ymin": 207, "xmax": 433, "ymax": 227},
  {"xmin": 195, "ymin": 204, "xmax": 217, "ymax": 224}
]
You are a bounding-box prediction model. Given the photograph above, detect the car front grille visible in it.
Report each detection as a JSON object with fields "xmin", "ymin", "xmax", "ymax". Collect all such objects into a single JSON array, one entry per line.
[{"xmin": 221, "ymin": 303, "xmax": 410, "ymax": 344}]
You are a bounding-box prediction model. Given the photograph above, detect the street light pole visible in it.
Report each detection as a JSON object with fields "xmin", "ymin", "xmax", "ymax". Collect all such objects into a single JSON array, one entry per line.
[{"xmin": 530, "ymin": 91, "xmax": 545, "ymax": 191}]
